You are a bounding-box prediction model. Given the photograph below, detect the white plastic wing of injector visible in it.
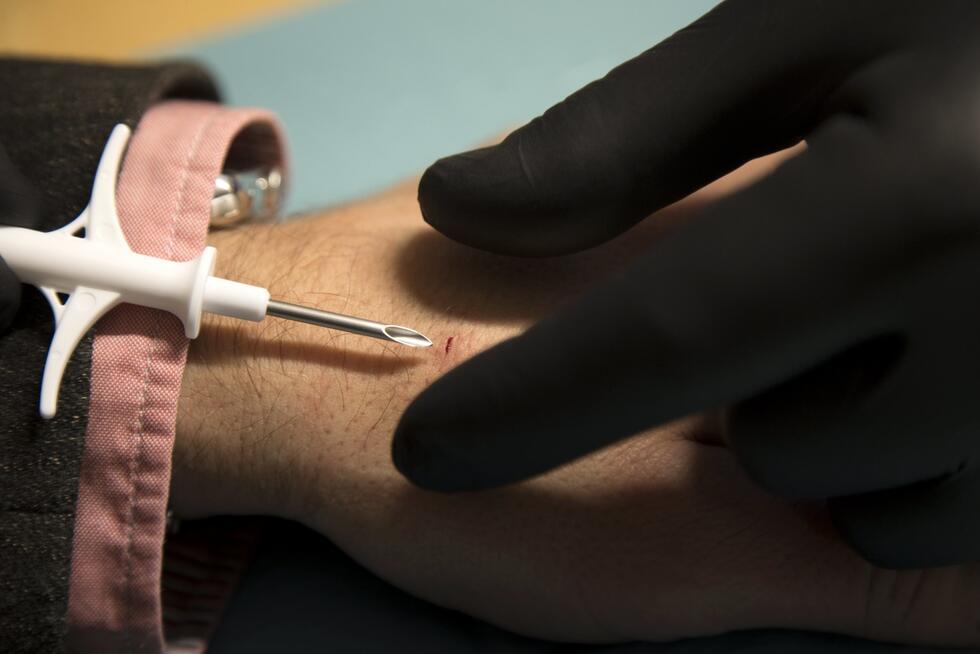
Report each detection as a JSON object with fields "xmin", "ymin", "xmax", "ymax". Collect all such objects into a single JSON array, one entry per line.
[
  {"xmin": 0, "ymin": 124, "xmax": 270, "ymax": 419},
  {"xmin": 0, "ymin": 123, "xmax": 429, "ymax": 419},
  {"xmin": 34, "ymin": 125, "xmax": 132, "ymax": 419}
]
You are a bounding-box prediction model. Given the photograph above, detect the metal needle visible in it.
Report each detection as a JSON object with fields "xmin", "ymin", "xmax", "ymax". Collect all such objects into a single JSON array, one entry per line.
[{"xmin": 266, "ymin": 299, "xmax": 432, "ymax": 348}]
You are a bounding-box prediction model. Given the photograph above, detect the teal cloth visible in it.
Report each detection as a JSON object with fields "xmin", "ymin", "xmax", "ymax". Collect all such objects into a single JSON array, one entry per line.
[{"xmin": 166, "ymin": 0, "xmax": 716, "ymax": 214}]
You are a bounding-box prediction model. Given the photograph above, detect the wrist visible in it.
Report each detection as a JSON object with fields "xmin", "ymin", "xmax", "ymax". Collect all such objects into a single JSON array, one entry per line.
[{"xmin": 173, "ymin": 196, "xmax": 515, "ymax": 523}]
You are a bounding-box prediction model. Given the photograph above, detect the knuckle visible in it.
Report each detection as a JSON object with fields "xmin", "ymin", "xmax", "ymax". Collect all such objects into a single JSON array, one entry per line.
[
  {"xmin": 883, "ymin": 70, "xmax": 980, "ymax": 210},
  {"xmin": 835, "ymin": 49, "xmax": 980, "ymax": 239}
]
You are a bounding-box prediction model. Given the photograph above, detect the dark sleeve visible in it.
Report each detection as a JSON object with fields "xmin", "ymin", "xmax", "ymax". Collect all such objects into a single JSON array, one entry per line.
[{"xmin": 0, "ymin": 58, "xmax": 219, "ymax": 654}]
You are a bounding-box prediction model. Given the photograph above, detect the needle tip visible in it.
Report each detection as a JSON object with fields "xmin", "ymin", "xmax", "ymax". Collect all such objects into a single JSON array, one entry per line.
[{"xmin": 383, "ymin": 325, "xmax": 433, "ymax": 348}]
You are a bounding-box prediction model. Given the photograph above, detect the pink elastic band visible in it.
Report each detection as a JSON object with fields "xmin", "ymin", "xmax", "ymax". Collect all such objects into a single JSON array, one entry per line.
[{"xmin": 66, "ymin": 101, "xmax": 285, "ymax": 653}]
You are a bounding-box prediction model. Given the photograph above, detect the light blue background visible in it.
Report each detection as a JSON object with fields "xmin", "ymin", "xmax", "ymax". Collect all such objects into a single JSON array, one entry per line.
[{"xmin": 168, "ymin": 0, "xmax": 717, "ymax": 213}]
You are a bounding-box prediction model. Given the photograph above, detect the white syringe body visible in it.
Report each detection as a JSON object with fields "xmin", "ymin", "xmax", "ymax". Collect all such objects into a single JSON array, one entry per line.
[
  {"xmin": 0, "ymin": 226, "xmax": 270, "ymax": 338},
  {"xmin": 1, "ymin": 122, "xmax": 278, "ymax": 419}
]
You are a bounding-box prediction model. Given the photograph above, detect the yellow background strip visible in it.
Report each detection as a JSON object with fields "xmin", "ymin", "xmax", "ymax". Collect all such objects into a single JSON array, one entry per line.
[{"xmin": 1, "ymin": 0, "xmax": 330, "ymax": 60}]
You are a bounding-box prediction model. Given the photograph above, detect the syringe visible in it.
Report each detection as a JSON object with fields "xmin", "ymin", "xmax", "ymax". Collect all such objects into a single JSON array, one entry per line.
[{"xmin": 0, "ymin": 124, "xmax": 431, "ymax": 419}]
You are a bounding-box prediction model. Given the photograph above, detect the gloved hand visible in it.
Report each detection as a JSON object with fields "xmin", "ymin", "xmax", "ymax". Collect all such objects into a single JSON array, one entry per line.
[
  {"xmin": 0, "ymin": 142, "xmax": 39, "ymax": 330},
  {"xmin": 393, "ymin": 0, "xmax": 980, "ymax": 569}
]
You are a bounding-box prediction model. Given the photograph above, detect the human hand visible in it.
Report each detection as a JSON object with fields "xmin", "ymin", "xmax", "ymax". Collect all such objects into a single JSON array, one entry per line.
[
  {"xmin": 394, "ymin": 0, "xmax": 980, "ymax": 570},
  {"xmin": 0, "ymin": 143, "xmax": 38, "ymax": 329},
  {"xmin": 173, "ymin": 160, "xmax": 980, "ymax": 647}
]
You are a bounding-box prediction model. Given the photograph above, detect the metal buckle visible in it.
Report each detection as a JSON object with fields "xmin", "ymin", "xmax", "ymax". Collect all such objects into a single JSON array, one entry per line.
[{"xmin": 210, "ymin": 166, "xmax": 284, "ymax": 228}]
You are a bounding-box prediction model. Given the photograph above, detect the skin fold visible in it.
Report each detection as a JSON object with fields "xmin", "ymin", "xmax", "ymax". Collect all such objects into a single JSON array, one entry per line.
[{"xmin": 172, "ymin": 148, "xmax": 980, "ymax": 646}]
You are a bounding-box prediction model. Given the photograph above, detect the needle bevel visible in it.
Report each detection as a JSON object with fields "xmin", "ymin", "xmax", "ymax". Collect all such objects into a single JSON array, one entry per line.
[{"xmin": 266, "ymin": 299, "xmax": 432, "ymax": 348}]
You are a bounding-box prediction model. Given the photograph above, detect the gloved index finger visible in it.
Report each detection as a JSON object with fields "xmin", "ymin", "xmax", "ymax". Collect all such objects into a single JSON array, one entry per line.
[
  {"xmin": 419, "ymin": 1, "xmax": 904, "ymax": 257},
  {"xmin": 394, "ymin": 120, "xmax": 915, "ymax": 491}
]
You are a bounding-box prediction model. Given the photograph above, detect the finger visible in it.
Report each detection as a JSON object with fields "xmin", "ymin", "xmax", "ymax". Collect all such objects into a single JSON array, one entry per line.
[
  {"xmin": 831, "ymin": 467, "xmax": 980, "ymax": 569},
  {"xmin": 729, "ymin": 282, "xmax": 980, "ymax": 568},
  {"xmin": 419, "ymin": 0, "xmax": 910, "ymax": 256},
  {"xmin": 395, "ymin": 117, "xmax": 920, "ymax": 491},
  {"xmin": 728, "ymin": 284, "xmax": 980, "ymax": 502}
]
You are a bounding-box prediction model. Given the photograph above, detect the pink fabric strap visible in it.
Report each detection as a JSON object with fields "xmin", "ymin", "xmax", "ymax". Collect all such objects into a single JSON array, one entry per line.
[{"xmin": 66, "ymin": 101, "xmax": 284, "ymax": 653}]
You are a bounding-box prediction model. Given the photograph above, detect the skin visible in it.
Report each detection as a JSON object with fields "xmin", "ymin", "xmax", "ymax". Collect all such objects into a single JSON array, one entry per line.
[{"xmin": 172, "ymin": 148, "xmax": 980, "ymax": 646}]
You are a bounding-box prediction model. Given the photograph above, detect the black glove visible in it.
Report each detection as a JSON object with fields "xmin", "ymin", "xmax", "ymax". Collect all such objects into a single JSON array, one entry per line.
[
  {"xmin": 0, "ymin": 142, "xmax": 38, "ymax": 330},
  {"xmin": 393, "ymin": 0, "xmax": 980, "ymax": 569}
]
